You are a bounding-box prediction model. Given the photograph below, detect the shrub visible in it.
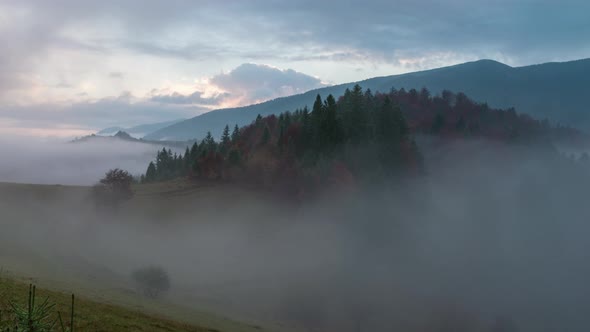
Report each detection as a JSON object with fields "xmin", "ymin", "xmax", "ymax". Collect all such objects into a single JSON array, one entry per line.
[
  {"xmin": 99, "ymin": 168, "xmax": 134, "ymax": 198},
  {"xmin": 131, "ymin": 266, "xmax": 170, "ymax": 299},
  {"xmin": 93, "ymin": 168, "xmax": 134, "ymax": 209}
]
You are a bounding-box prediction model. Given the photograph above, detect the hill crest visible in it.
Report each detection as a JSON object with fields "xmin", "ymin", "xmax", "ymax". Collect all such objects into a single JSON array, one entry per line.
[{"xmin": 144, "ymin": 58, "xmax": 590, "ymax": 141}]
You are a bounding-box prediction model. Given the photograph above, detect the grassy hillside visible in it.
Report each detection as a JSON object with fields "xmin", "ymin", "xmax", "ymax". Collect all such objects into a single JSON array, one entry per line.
[
  {"xmin": 144, "ymin": 58, "xmax": 590, "ymax": 141},
  {"xmin": 0, "ymin": 181, "xmax": 290, "ymax": 332},
  {"xmin": 0, "ymin": 275, "xmax": 212, "ymax": 332}
]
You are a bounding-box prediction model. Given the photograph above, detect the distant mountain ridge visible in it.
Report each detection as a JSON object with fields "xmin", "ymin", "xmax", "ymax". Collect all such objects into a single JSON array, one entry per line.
[
  {"xmin": 73, "ymin": 131, "xmax": 195, "ymax": 149},
  {"xmin": 97, "ymin": 119, "xmax": 185, "ymax": 137},
  {"xmin": 144, "ymin": 58, "xmax": 590, "ymax": 141}
]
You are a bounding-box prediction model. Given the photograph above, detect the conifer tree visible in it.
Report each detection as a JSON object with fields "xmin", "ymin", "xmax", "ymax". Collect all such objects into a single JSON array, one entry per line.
[
  {"xmin": 190, "ymin": 142, "xmax": 198, "ymax": 158},
  {"xmin": 311, "ymin": 94, "xmax": 325, "ymax": 149},
  {"xmin": 302, "ymin": 106, "xmax": 310, "ymax": 125},
  {"xmin": 228, "ymin": 149, "xmax": 241, "ymax": 166},
  {"xmin": 221, "ymin": 124, "xmax": 231, "ymax": 154},
  {"xmin": 184, "ymin": 147, "xmax": 190, "ymax": 160},
  {"xmin": 231, "ymin": 124, "xmax": 240, "ymax": 143},
  {"xmin": 145, "ymin": 162, "xmax": 156, "ymax": 182},
  {"xmin": 277, "ymin": 124, "xmax": 285, "ymax": 151},
  {"xmin": 312, "ymin": 94, "xmax": 324, "ymax": 118},
  {"xmin": 324, "ymin": 94, "xmax": 341, "ymax": 147},
  {"xmin": 261, "ymin": 126, "xmax": 270, "ymax": 145},
  {"xmin": 431, "ymin": 113, "xmax": 446, "ymax": 134},
  {"xmin": 350, "ymin": 84, "xmax": 367, "ymax": 142}
]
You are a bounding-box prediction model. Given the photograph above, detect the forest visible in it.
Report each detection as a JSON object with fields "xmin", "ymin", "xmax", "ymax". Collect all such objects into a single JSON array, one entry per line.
[{"xmin": 140, "ymin": 85, "xmax": 585, "ymax": 196}]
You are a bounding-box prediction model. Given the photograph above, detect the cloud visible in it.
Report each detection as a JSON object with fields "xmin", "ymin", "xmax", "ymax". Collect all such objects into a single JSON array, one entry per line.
[
  {"xmin": 209, "ymin": 63, "xmax": 327, "ymax": 105},
  {"xmin": 0, "ymin": 62, "xmax": 325, "ymax": 135},
  {"xmin": 109, "ymin": 72, "xmax": 124, "ymax": 79},
  {"xmin": 1, "ymin": 0, "xmax": 589, "ymax": 136},
  {"xmin": 0, "ymin": 94, "xmax": 206, "ymax": 136},
  {"xmin": 4, "ymin": 0, "xmax": 588, "ymax": 102},
  {"xmin": 150, "ymin": 90, "xmax": 230, "ymax": 105}
]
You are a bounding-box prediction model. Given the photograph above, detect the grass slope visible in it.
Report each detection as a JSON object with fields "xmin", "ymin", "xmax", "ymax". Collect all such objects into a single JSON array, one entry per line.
[
  {"xmin": 0, "ymin": 181, "xmax": 284, "ymax": 332},
  {"xmin": 0, "ymin": 275, "xmax": 214, "ymax": 332}
]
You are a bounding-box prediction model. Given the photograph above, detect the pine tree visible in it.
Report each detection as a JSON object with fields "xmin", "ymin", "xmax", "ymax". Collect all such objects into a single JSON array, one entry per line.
[
  {"xmin": 302, "ymin": 106, "xmax": 310, "ymax": 125},
  {"xmin": 228, "ymin": 149, "xmax": 241, "ymax": 166},
  {"xmin": 374, "ymin": 97, "xmax": 408, "ymax": 170},
  {"xmin": 145, "ymin": 162, "xmax": 156, "ymax": 182},
  {"xmin": 455, "ymin": 116, "xmax": 466, "ymax": 133},
  {"xmin": 312, "ymin": 94, "xmax": 324, "ymax": 118},
  {"xmin": 261, "ymin": 126, "xmax": 270, "ymax": 145},
  {"xmin": 321, "ymin": 94, "xmax": 342, "ymax": 152},
  {"xmin": 343, "ymin": 84, "xmax": 367, "ymax": 143},
  {"xmin": 419, "ymin": 87, "xmax": 431, "ymax": 105},
  {"xmin": 431, "ymin": 113, "xmax": 446, "ymax": 134},
  {"xmin": 184, "ymin": 147, "xmax": 190, "ymax": 160},
  {"xmin": 278, "ymin": 113, "xmax": 285, "ymax": 129},
  {"xmin": 190, "ymin": 142, "xmax": 198, "ymax": 158},
  {"xmin": 231, "ymin": 124, "xmax": 240, "ymax": 143},
  {"xmin": 364, "ymin": 88, "xmax": 375, "ymax": 111},
  {"xmin": 311, "ymin": 94, "xmax": 325, "ymax": 149},
  {"xmin": 221, "ymin": 125, "xmax": 231, "ymax": 154},
  {"xmin": 277, "ymin": 124, "xmax": 285, "ymax": 151},
  {"xmin": 204, "ymin": 131, "xmax": 216, "ymax": 152}
]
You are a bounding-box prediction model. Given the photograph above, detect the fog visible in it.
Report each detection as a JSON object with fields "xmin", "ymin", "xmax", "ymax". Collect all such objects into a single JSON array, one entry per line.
[
  {"xmin": 0, "ymin": 136, "xmax": 177, "ymax": 185},
  {"xmin": 1, "ymin": 137, "xmax": 590, "ymax": 331}
]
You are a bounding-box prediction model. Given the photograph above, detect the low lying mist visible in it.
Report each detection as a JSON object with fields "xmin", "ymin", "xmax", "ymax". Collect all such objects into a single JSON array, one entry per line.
[
  {"xmin": 0, "ymin": 136, "xmax": 174, "ymax": 185},
  {"xmin": 1, "ymin": 137, "xmax": 590, "ymax": 331}
]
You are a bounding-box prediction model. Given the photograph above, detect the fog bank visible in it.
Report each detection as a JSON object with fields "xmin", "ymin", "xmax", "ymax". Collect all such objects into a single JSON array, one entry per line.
[
  {"xmin": 0, "ymin": 136, "xmax": 177, "ymax": 185},
  {"xmin": 1, "ymin": 138, "xmax": 590, "ymax": 331}
]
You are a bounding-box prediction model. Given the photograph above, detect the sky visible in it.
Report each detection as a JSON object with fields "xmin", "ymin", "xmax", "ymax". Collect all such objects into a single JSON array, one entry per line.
[{"xmin": 1, "ymin": 0, "xmax": 589, "ymax": 137}]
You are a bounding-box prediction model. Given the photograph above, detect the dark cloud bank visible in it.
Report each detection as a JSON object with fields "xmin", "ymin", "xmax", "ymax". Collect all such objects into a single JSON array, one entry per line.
[
  {"xmin": 3, "ymin": 0, "xmax": 589, "ymax": 94},
  {"xmin": 1, "ymin": 137, "xmax": 590, "ymax": 331}
]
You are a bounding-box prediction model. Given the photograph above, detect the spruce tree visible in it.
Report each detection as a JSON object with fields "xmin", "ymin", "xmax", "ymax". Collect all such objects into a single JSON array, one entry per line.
[
  {"xmin": 204, "ymin": 131, "xmax": 216, "ymax": 152},
  {"xmin": 312, "ymin": 94, "xmax": 324, "ymax": 128},
  {"xmin": 278, "ymin": 113, "xmax": 285, "ymax": 129},
  {"xmin": 188, "ymin": 142, "xmax": 199, "ymax": 171},
  {"xmin": 302, "ymin": 106, "xmax": 310, "ymax": 125},
  {"xmin": 431, "ymin": 113, "xmax": 445, "ymax": 134},
  {"xmin": 311, "ymin": 94, "xmax": 325, "ymax": 149},
  {"xmin": 261, "ymin": 126, "xmax": 270, "ymax": 145},
  {"xmin": 145, "ymin": 162, "xmax": 156, "ymax": 182},
  {"xmin": 349, "ymin": 84, "xmax": 367, "ymax": 142},
  {"xmin": 184, "ymin": 147, "xmax": 190, "ymax": 160},
  {"xmin": 231, "ymin": 124, "xmax": 240, "ymax": 143},
  {"xmin": 221, "ymin": 125, "xmax": 231, "ymax": 145},
  {"xmin": 221, "ymin": 125, "xmax": 231, "ymax": 154},
  {"xmin": 324, "ymin": 94, "xmax": 342, "ymax": 150},
  {"xmin": 228, "ymin": 149, "xmax": 241, "ymax": 166},
  {"xmin": 277, "ymin": 124, "xmax": 285, "ymax": 150}
]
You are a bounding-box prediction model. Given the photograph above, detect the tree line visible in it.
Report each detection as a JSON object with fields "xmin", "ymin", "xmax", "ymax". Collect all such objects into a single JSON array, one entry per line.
[{"xmin": 140, "ymin": 84, "xmax": 584, "ymax": 194}]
